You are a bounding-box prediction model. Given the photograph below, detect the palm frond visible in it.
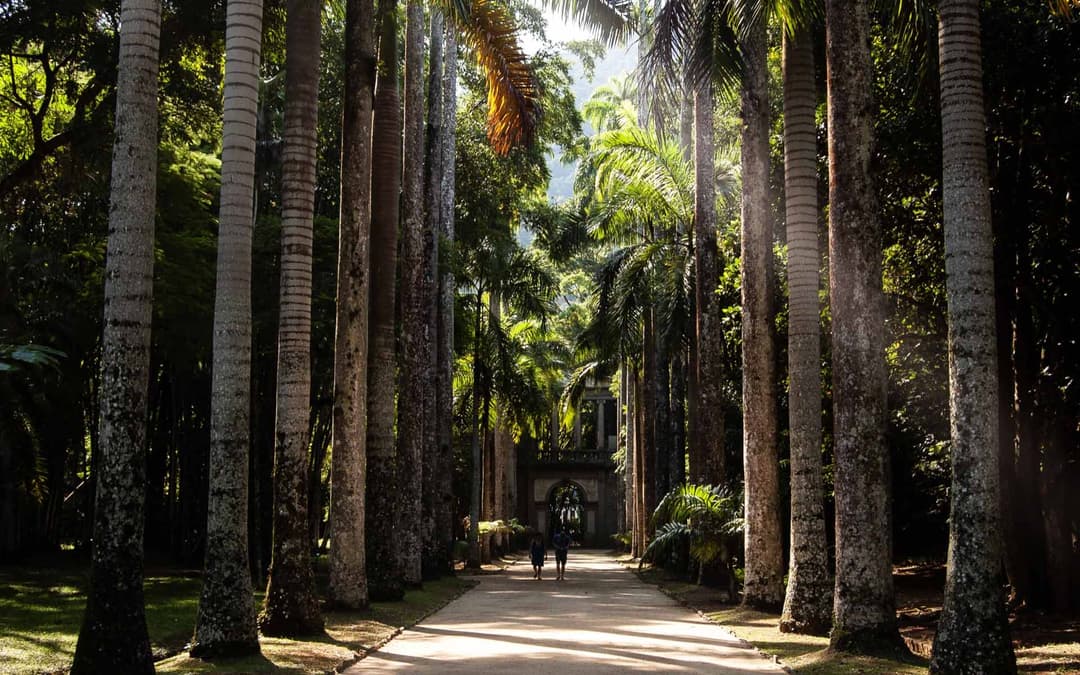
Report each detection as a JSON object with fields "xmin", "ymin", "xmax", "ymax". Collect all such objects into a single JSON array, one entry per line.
[
  {"xmin": 541, "ymin": 0, "xmax": 635, "ymax": 46},
  {"xmin": 451, "ymin": 0, "xmax": 541, "ymax": 154}
]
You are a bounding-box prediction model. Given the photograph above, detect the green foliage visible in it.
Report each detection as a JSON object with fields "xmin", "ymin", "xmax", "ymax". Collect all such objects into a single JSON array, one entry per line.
[{"xmin": 643, "ymin": 484, "xmax": 743, "ymax": 568}]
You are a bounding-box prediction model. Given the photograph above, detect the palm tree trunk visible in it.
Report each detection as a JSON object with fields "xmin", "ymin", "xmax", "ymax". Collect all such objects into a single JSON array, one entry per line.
[
  {"xmin": 740, "ymin": 10, "xmax": 783, "ymax": 611},
  {"xmin": 633, "ymin": 366, "xmax": 646, "ymax": 557},
  {"xmin": 422, "ymin": 6, "xmax": 446, "ymax": 580},
  {"xmin": 435, "ymin": 22, "xmax": 458, "ymax": 577},
  {"xmin": 654, "ymin": 338, "xmax": 671, "ymax": 501},
  {"xmin": 642, "ymin": 312, "xmax": 658, "ymax": 541},
  {"xmin": 779, "ymin": 27, "xmax": 831, "ymax": 635},
  {"xmin": 192, "ymin": 0, "xmax": 264, "ymax": 656},
  {"xmin": 670, "ymin": 351, "xmax": 686, "ymax": 489},
  {"xmin": 366, "ymin": 0, "xmax": 404, "ymax": 601},
  {"xmin": 328, "ymin": 0, "xmax": 375, "ymax": 610},
  {"xmin": 929, "ymin": 0, "xmax": 1016, "ymax": 670},
  {"xmin": 824, "ymin": 0, "xmax": 900, "ymax": 651},
  {"xmin": 71, "ymin": 1, "xmax": 160, "ymax": 670},
  {"xmin": 693, "ymin": 81, "xmax": 725, "ymax": 487},
  {"xmin": 259, "ymin": 0, "xmax": 323, "ymax": 636},
  {"xmin": 467, "ymin": 289, "xmax": 484, "ymax": 568},
  {"xmin": 397, "ymin": 0, "xmax": 426, "ymax": 588}
]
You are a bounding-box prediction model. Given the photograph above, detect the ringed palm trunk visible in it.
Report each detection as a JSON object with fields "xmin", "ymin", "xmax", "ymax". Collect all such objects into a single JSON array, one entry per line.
[
  {"xmin": 779, "ymin": 28, "xmax": 831, "ymax": 636},
  {"xmin": 397, "ymin": 0, "xmax": 426, "ymax": 588},
  {"xmin": 259, "ymin": 0, "xmax": 323, "ymax": 635},
  {"xmin": 435, "ymin": 24, "xmax": 458, "ymax": 576},
  {"xmin": 192, "ymin": 0, "xmax": 264, "ymax": 656},
  {"xmin": 366, "ymin": 0, "xmax": 405, "ymax": 601},
  {"xmin": 71, "ymin": 1, "xmax": 160, "ymax": 670},
  {"xmin": 740, "ymin": 11, "xmax": 784, "ymax": 611},
  {"xmin": 929, "ymin": 0, "xmax": 1016, "ymax": 670},
  {"xmin": 824, "ymin": 0, "xmax": 900, "ymax": 652},
  {"xmin": 692, "ymin": 80, "xmax": 725, "ymax": 487},
  {"xmin": 328, "ymin": 0, "xmax": 375, "ymax": 610}
]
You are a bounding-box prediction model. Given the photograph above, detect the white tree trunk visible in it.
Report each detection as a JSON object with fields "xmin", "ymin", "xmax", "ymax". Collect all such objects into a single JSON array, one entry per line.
[
  {"xmin": 930, "ymin": 1, "xmax": 1016, "ymax": 671},
  {"xmin": 72, "ymin": 1, "xmax": 160, "ymax": 670},
  {"xmin": 193, "ymin": 0, "xmax": 264, "ymax": 657}
]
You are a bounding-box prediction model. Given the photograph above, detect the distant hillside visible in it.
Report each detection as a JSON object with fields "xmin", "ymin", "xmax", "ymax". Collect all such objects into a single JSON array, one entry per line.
[{"xmin": 546, "ymin": 42, "xmax": 636, "ymax": 203}]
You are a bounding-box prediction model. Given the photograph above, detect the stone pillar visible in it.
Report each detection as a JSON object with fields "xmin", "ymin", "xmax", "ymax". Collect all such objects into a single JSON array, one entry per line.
[{"xmin": 596, "ymin": 399, "xmax": 606, "ymax": 450}]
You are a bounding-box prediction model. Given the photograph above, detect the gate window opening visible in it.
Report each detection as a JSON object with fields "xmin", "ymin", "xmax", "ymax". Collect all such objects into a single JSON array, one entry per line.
[{"xmin": 549, "ymin": 482, "xmax": 585, "ymax": 542}]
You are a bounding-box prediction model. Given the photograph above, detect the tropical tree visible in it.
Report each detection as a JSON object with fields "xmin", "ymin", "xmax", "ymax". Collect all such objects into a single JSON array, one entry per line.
[
  {"xmin": 192, "ymin": 0, "xmax": 264, "ymax": 657},
  {"xmin": 397, "ymin": 0, "xmax": 427, "ymax": 588},
  {"xmin": 327, "ymin": 0, "xmax": 376, "ymax": 610},
  {"xmin": 824, "ymin": 0, "xmax": 900, "ymax": 652},
  {"xmin": 642, "ymin": 484, "xmax": 743, "ymax": 584},
  {"xmin": 738, "ymin": 5, "xmax": 783, "ymax": 611},
  {"xmin": 778, "ymin": 23, "xmax": 831, "ymax": 635},
  {"xmin": 929, "ymin": 0, "xmax": 1016, "ymax": 670},
  {"xmin": 259, "ymin": 0, "xmax": 324, "ymax": 636},
  {"xmin": 70, "ymin": 0, "xmax": 161, "ymax": 670},
  {"xmin": 365, "ymin": 0, "xmax": 405, "ymax": 601}
]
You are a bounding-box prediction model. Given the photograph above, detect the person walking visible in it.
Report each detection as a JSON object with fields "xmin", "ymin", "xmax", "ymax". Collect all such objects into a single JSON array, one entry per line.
[
  {"xmin": 529, "ymin": 534, "xmax": 546, "ymax": 580},
  {"xmin": 553, "ymin": 528, "xmax": 570, "ymax": 581}
]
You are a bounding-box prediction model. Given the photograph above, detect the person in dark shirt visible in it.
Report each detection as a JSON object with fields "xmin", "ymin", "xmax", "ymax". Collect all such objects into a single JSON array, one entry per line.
[
  {"xmin": 552, "ymin": 529, "xmax": 570, "ymax": 580},
  {"xmin": 529, "ymin": 534, "xmax": 546, "ymax": 579}
]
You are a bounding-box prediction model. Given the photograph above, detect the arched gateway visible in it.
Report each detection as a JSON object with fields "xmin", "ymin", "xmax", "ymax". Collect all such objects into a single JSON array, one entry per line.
[{"xmin": 515, "ymin": 377, "xmax": 621, "ymax": 547}]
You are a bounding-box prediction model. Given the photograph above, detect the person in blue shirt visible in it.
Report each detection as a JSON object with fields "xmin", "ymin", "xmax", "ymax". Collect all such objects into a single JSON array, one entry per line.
[
  {"xmin": 552, "ymin": 528, "xmax": 571, "ymax": 580},
  {"xmin": 529, "ymin": 534, "xmax": 546, "ymax": 579}
]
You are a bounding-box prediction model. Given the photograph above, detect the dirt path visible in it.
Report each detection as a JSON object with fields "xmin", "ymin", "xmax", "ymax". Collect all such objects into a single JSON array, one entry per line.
[{"xmin": 351, "ymin": 550, "xmax": 786, "ymax": 673}]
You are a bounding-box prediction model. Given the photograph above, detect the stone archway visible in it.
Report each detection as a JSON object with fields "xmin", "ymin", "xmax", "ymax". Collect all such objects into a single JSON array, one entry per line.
[{"xmin": 546, "ymin": 480, "xmax": 588, "ymax": 542}]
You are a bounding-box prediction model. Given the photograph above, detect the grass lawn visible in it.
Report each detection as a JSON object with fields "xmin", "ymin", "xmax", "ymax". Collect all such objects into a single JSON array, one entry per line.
[{"xmin": 0, "ymin": 555, "xmax": 474, "ymax": 675}]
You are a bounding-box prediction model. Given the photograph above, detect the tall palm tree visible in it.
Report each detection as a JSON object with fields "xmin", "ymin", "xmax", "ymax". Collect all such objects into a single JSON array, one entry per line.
[
  {"xmin": 259, "ymin": 0, "xmax": 324, "ymax": 636},
  {"xmin": 71, "ymin": 0, "xmax": 161, "ymax": 671},
  {"xmin": 366, "ymin": 0, "xmax": 405, "ymax": 602},
  {"xmin": 739, "ymin": 6, "xmax": 783, "ymax": 611},
  {"xmin": 422, "ymin": 6, "xmax": 448, "ymax": 579},
  {"xmin": 397, "ymin": 0, "xmax": 426, "ymax": 588},
  {"xmin": 929, "ymin": 0, "xmax": 1015, "ymax": 670},
  {"xmin": 328, "ymin": 0, "xmax": 376, "ymax": 610},
  {"xmin": 778, "ymin": 24, "xmax": 831, "ymax": 635},
  {"xmin": 434, "ymin": 21, "xmax": 459, "ymax": 579},
  {"xmin": 192, "ymin": 0, "xmax": 264, "ymax": 657},
  {"xmin": 824, "ymin": 0, "xmax": 899, "ymax": 652}
]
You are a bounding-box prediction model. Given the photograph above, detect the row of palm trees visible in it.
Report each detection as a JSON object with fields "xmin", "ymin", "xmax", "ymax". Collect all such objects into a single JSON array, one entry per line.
[
  {"xmin": 72, "ymin": 0, "xmax": 538, "ymax": 669},
  {"xmin": 564, "ymin": 0, "xmax": 1016, "ymax": 670}
]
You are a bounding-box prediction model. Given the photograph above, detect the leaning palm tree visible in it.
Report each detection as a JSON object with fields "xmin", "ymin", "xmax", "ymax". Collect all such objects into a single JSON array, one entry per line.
[
  {"xmin": 259, "ymin": 0, "xmax": 324, "ymax": 636},
  {"xmin": 71, "ymin": 0, "xmax": 161, "ymax": 671},
  {"xmin": 192, "ymin": 0, "xmax": 264, "ymax": 657},
  {"xmin": 929, "ymin": 0, "xmax": 1016, "ymax": 671}
]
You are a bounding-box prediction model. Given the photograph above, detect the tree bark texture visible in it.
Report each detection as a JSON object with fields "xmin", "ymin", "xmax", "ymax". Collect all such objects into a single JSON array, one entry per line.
[
  {"xmin": 779, "ymin": 29, "xmax": 832, "ymax": 636},
  {"xmin": 434, "ymin": 23, "xmax": 458, "ymax": 577},
  {"xmin": 193, "ymin": 0, "xmax": 264, "ymax": 656},
  {"xmin": 930, "ymin": 3, "xmax": 1017, "ymax": 669},
  {"xmin": 421, "ymin": 7, "xmax": 446, "ymax": 580},
  {"xmin": 642, "ymin": 313, "xmax": 658, "ymax": 540},
  {"xmin": 71, "ymin": 1, "xmax": 160, "ymax": 670},
  {"xmin": 397, "ymin": 0, "xmax": 426, "ymax": 588},
  {"xmin": 693, "ymin": 82, "xmax": 725, "ymax": 487},
  {"xmin": 260, "ymin": 0, "xmax": 324, "ymax": 636},
  {"xmin": 328, "ymin": 0, "xmax": 375, "ymax": 610},
  {"xmin": 740, "ymin": 11, "xmax": 784, "ymax": 612},
  {"xmin": 655, "ymin": 340, "xmax": 671, "ymax": 501},
  {"xmin": 365, "ymin": 0, "xmax": 404, "ymax": 601},
  {"xmin": 467, "ymin": 291, "xmax": 484, "ymax": 568},
  {"xmin": 633, "ymin": 368, "xmax": 646, "ymax": 557},
  {"xmin": 670, "ymin": 352, "xmax": 687, "ymax": 489},
  {"xmin": 825, "ymin": 0, "xmax": 900, "ymax": 651}
]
